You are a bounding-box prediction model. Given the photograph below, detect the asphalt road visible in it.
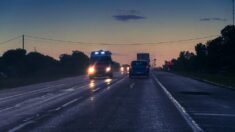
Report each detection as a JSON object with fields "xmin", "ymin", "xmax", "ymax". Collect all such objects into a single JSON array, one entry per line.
[{"xmin": 0, "ymin": 71, "xmax": 234, "ymax": 132}]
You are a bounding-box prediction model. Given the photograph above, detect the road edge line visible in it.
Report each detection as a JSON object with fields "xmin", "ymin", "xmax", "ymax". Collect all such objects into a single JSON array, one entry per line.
[{"xmin": 152, "ymin": 73, "xmax": 203, "ymax": 132}]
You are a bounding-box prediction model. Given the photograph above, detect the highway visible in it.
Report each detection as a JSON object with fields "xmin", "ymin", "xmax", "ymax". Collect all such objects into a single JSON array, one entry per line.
[{"xmin": 0, "ymin": 72, "xmax": 235, "ymax": 132}]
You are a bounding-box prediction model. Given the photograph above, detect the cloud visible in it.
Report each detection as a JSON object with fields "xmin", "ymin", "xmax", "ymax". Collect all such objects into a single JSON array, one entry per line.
[
  {"xmin": 113, "ymin": 9, "xmax": 146, "ymax": 22},
  {"xmin": 113, "ymin": 15, "xmax": 146, "ymax": 22},
  {"xmin": 200, "ymin": 17, "xmax": 227, "ymax": 22}
]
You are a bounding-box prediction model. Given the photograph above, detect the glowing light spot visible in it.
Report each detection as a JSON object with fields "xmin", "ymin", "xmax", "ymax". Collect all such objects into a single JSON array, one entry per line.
[{"xmin": 104, "ymin": 79, "xmax": 112, "ymax": 85}]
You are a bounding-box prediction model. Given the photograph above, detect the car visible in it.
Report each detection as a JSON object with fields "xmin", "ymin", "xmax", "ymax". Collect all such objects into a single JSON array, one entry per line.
[
  {"xmin": 129, "ymin": 60, "xmax": 149, "ymax": 78},
  {"xmin": 120, "ymin": 64, "xmax": 130, "ymax": 74}
]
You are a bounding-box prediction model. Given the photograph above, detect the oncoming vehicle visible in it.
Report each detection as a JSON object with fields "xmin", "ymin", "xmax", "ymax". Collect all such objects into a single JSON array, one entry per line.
[
  {"xmin": 120, "ymin": 64, "xmax": 130, "ymax": 74},
  {"xmin": 129, "ymin": 60, "xmax": 150, "ymax": 78},
  {"xmin": 87, "ymin": 50, "xmax": 113, "ymax": 79}
]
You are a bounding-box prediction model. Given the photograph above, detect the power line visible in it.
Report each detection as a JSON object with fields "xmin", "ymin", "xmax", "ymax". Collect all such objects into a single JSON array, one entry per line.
[
  {"xmin": 25, "ymin": 35, "xmax": 91, "ymax": 45},
  {"xmin": 25, "ymin": 34, "xmax": 218, "ymax": 46},
  {"xmin": 0, "ymin": 36, "xmax": 21, "ymax": 45}
]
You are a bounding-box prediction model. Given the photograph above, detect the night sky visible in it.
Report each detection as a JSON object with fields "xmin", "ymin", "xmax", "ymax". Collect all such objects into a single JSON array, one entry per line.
[{"xmin": 0, "ymin": 0, "xmax": 232, "ymax": 65}]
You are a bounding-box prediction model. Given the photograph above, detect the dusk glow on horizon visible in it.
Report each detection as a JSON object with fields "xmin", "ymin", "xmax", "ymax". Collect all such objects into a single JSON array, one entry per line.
[{"xmin": 0, "ymin": 0, "xmax": 232, "ymax": 66}]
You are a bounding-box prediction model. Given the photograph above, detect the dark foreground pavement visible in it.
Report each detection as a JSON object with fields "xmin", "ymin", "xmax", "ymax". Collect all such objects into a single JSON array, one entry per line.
[
  {"xmin": 1, "ymin": 71, "xmax": 235, "ymax": 132},
  {"xmin": 155, "ymin": 71, "xmax": 235, "ymax": 132},
  {"xmin": 0, "ymin": 73, "xmax": 192, "ymax": 132}
]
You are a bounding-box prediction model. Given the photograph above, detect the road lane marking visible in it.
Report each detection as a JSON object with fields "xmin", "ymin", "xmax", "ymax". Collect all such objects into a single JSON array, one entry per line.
[
  {"xmin": 7, "ymin": 76, "xmax": 126, "ymax": 131},
  {"xmin": 8, "ymin": 120, "xmax": 35, "ymax": 132},
  {"xmin": 0, "ymin": 84, "xmax": 65, "ymax": 101},
  {"xmin": 62, "ymin": 98, "xmax": 79, "ymax": 107},
  {"xmin": 61, "ymin": 97, "xmax": 83, "ymax": 108},
  {"xmin": 193, "ymin": 113, "xmax": 235, "ymax": 117},
  {"xmin": 152, "ymin": 74, "xmax": 203, "ymax": 132},
  {"xmin": 0, "ymin": 78, "xmax": 90, "ymax": 102},
  {"xmin": 92, "ymin": 88, "xmax": 100, "ymax": 92},
  {"xmin": 130, "ymin": 83, "xmax": 135, "ymax": 89},
  {"xmin": 64, "ymin": 87, "xmax": 75, "ymax": 92}
]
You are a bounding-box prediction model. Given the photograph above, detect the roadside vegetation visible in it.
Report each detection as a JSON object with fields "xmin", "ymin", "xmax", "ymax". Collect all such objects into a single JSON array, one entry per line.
[
  {"xmin": 163, "ymin": 25, "xmax": 235, "ymax": 88},
  {"xmin": 0, "ymin": 49, "xmax": 120, "ymax": 89},
  {"xmin": 0, "ymin": 49, "xmax": 90, "ymax": 89}
]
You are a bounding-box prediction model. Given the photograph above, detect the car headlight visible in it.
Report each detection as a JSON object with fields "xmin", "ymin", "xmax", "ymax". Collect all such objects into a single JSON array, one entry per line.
[
  {"xmin": 88, "ymin": 67, "xmax": 95, "ymax": 75},
  {"xmin": 106, "ymin": 67, "xmax": 111, "ymax": 72},
  {"xmin": 120, "ymin": 67, "xmax": 124, "ymax": 72}
]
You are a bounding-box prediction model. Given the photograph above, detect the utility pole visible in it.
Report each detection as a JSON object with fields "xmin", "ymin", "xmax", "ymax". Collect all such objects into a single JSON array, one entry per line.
[{"xmin": 22, "ymin": 34, "xmax": 25, "ymax": 50}]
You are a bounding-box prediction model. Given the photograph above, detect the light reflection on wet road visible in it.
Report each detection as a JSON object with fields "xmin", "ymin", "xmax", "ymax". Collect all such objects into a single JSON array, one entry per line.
[{"xmin": 0, "ymin": 72, "xmax": 235, "ymax": 131}]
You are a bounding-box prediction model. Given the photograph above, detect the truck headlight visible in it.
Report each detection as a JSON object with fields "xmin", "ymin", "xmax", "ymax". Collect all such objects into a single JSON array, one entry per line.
[
  {"xmin": 88, "ymin": 67, "xmax": 95, "ymax": 75},
  {"xmin": 106, "ymin": 67, "xmax": 111, "ymax": 72}
]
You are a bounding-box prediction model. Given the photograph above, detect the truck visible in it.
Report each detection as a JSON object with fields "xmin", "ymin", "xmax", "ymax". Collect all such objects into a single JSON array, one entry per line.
[
  {"xmin": 137, "ymin": 53, "xmax": 150, "ymax": 64},
  {"xmin": 87, "ymin": 50, "xmax": 113, "ymax": 79}
]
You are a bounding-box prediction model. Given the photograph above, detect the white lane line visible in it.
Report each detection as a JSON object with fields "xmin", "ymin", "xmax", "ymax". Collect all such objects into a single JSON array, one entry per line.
[
  {"xmin": 0, "ymin": 107, "xmax": 14, "ymax": 112},
  {"xmin": 8, "ymin": 120, "xmax": 35, "ymax": 132},
  {"xmin": 152, "ymin": 74, "xmax": 203, "ymax": 132},
  {"xmin": 130, "ymin": 83, "xmax": 135, "ymax": 89},
  {"xmin": 62, "ymin": 99, "xmax": 78, "ymax": 107},
  {"xmin": 92, "ymin": 88, "xmax": 100, "ymax": 92},
  {"xmin": 0, "ymin": 84, "xmax": 65, "ymax": 101},
  {"xmin": 8, "ymin": 77, "xmax": 126, "ymax": 131},
  {"xmin": 194, "ymin": 113, "xmax": 235, "ymax": 117},
  {"xmin": 64, "ymin": 87, "xmax": 75, "ymax": 92},
  {"xmin": 62, "ymin": 97, "xmax": 82, "ymax": 108}
]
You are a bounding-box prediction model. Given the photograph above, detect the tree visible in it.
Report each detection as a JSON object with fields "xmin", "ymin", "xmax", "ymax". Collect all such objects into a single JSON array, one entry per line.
[
  {"xmin": 26, "ymin": 52, "xmax": 59, "ymax": 76},
  {"xmin": 220, "ymin": 25, "xmax": 235, "ymax": 72},
  {"xmin": 59, "ymin": 51, "xmax": 89, "ymax": 75},
  {"xmin": 195, "ymin": 43, "xmax": 207, "ymax": 71},
  {"xmin": 1, "ymin": 49, "xmax": 27, "ymax": 77}
]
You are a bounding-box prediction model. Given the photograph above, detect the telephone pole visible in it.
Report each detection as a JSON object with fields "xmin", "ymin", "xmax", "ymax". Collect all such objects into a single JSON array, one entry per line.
[{"xmin": 22, "ymin": 34, "xmax": 25, "ymax": 50}]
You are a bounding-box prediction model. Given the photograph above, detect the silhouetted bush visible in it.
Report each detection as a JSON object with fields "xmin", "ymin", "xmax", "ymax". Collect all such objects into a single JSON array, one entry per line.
[
  {"xmin": 164, "ymin": 25, "xmax": 235, "ymax": 74},
  {"xmin": 59, "ymin": 51, "xmax": 89, "ymax": 75},
  {"xmin": 0, "ymin": 49, "xmax": 89, "ymax": 79}
]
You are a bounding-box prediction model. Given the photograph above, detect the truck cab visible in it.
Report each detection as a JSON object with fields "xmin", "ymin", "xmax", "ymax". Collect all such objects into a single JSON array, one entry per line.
[{"xmin": 88, "ymin": 50, "xmax": 113, "ymax": 79}]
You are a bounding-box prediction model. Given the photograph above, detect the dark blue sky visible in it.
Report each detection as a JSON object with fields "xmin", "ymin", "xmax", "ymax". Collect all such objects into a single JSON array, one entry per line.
[{"xmin": 0, "ymin": 0, "xmax": 232, "ymax": 65}]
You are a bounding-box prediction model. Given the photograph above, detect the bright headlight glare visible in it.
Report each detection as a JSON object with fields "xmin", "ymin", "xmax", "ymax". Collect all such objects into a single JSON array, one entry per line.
[
  {"xmin": 120, "ymin": 67, "xmax": 124, "ymax": 72},
  {"xmin": 88, "ymin": 67, "xmax": 95, "ymax": 74},
  {"xmin": 106, "ymin": 67, "xmax": 111, "ymax": 72}
]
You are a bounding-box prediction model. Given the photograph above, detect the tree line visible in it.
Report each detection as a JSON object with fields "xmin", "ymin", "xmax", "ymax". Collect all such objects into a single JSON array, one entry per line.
[
  {"xmin": 163, "ymin": 25, "xmax": 235, "ymax": 74},
  {"xmin": 0, "ymin": 49, "xmax": 90, "ymax": 79}
]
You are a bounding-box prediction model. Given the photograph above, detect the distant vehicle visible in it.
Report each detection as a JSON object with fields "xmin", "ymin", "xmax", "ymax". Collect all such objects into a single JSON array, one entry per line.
[
  {"xmin": 87, "ymin": 50, "xmax": 113, "ymax": 79},
  {"xmin": 120, "ymin": 64, "xmax": 130, "ymax": 74},
  {"xmin": 129, "ymin": 60, "xmax": 150, "ymax": 78},
  {"xmin": 137, "ymin": 53, "xmax": 150, "ymax": 64}
]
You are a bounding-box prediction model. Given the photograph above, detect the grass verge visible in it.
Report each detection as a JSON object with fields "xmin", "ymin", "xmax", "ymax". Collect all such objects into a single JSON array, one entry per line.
[{"xmin": 174, "ymin": 71, "xmax": 235, "ymax": 89}]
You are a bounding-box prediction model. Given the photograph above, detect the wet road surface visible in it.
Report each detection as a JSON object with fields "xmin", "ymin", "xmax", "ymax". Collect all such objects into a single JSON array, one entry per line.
[{"xmin": 0, "ymin": 72, "xmax": 234, "ymax": 132}]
